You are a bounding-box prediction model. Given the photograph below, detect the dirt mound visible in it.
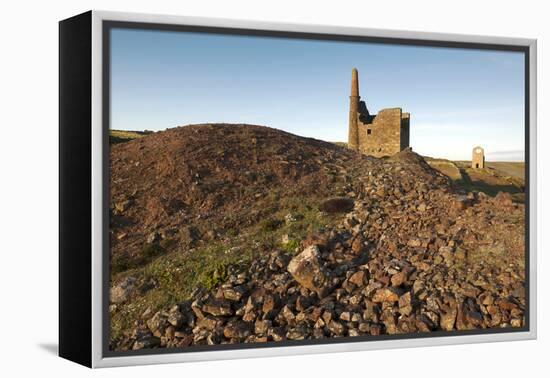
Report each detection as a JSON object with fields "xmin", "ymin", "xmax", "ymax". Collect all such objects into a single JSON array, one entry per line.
[
  {"xmin": 109, "ymin": 124, "xmax": 525, "ymax": 351},
  {"xmin": 110, "ymin": 124, "xmax": 375, "ymax": 269}
]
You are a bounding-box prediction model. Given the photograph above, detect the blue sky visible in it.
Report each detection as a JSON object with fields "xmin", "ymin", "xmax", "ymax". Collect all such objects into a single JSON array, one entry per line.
[{"xmin": 110, "ymin": 28, "xmax": 525, "ymax": 161}]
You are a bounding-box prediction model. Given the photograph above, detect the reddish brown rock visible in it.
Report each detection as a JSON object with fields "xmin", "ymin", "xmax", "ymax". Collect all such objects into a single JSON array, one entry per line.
[
  {"xmin": 202, "ymin": 300, "xmax": 233, "ymax": 317},
  {"xmin": 349, "ymin": 271, "xmax": 366, "ymax": 287},
  {"xmin": 287, "ymin": 245, "xmax": 331, "ymax": 296},
  {"xmin": 391, "ymin": 271, "xmax": 408, "ymax": 287},
  {"xmin": 372, "ymin": 288, "xmax": 400, "ymax": 303}
]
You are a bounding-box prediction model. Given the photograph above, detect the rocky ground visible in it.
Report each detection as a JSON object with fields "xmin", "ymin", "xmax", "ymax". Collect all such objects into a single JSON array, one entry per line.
[
  {"xmin": 109, "ymin": 124, "xmax": 366, "ymax": 272},
  {"xmin": 109, "ymin": 124, "xmax": 525, "ymax": 351}
]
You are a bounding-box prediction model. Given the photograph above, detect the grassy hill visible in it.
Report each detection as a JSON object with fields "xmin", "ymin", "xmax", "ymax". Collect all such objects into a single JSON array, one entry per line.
[
  {"xmin": 427, "ymin": 158, "xmax": 525, "ymax": 202},
  {"xmin": 110, "ymin": 129, "xmax": 154, "ymax": 144}
]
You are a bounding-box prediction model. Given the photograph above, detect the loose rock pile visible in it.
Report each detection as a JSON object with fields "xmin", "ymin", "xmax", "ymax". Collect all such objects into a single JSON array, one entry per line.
[{"xmin": 112, "ymin": 146, "xmax": 525, "ymax": 351}]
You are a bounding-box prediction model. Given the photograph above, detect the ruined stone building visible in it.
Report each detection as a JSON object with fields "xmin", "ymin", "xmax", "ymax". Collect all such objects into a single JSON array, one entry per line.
[
  {"xmin": 347, "ymin": 68, "xmax": 410, "ymax": 157},
  {"xmin": 472, "ymin": 146, "xmax": 485, "ymax": 169}
]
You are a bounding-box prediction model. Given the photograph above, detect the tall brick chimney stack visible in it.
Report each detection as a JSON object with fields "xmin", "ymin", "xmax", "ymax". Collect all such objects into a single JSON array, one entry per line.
[{"xmin": 348, "ymin": 68, "xmax": 360, "ymax": 151}]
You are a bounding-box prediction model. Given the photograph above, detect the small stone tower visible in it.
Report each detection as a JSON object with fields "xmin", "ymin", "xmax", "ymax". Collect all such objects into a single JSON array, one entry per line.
[
  {"xmin": 347, "ymin": 68, "xmax": 410, "ymax": 157},
  {"xmin": 472, "ymin": 146, "xmax": 485, "ymax": 169}
]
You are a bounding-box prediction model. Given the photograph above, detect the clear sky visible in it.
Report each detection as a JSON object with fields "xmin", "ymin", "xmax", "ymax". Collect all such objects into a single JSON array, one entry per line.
[{"xmin": 110, "ymin": 28, "xmax": 525, "ymax": 161}]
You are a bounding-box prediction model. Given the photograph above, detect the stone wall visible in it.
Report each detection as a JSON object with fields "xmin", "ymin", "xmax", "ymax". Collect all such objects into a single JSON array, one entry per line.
[
  {"xmin": 400, "ymin": 113, "xmax": 410, "ymax": 150},
  {"xmin": 347, "ymin": 69, "xmax": 410, "ymax": 157},
  {"xmin": 357, "ymin": 108, "xmax": 405, "ymax": 157}
]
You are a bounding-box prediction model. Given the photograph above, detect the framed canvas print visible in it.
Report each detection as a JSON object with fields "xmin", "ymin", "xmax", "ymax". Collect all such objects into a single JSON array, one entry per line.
[{"xmin": 59, "ymin": 10, "xmax": 537, "ymax": 368}]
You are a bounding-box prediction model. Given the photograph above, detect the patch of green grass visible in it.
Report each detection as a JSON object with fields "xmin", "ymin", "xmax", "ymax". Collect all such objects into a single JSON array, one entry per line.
[
  {"xmin": 111, "ymin": 242, "xmax": 168, "ymax": 275},
  {"xmin": 110, "ymin": 241, "xmax": 253, "ymax": 342},
  {"xmin": 333, "ymin": 142, "xmax": 348, "ymax": 148},
  {"xmin": 281, "ymin": 238, "xmax": 300, "ymax": 253},
  {"xmin": 260, "ymin": 218, "xmax": 283, "ymax": 232},
  {"xmin": 109, "ymin": 196, "xmax": 345, "ymax": 342},
  {"xmin": 226, "ymin": 228, "xmax": 239, "ymax": 237},
  {"xmin": 109, "ymin": 129, "xmax": 153, "ymax": 144}
]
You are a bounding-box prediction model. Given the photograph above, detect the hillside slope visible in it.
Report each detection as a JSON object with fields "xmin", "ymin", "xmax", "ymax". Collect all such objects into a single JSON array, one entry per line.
[
  {"xmin": 111, "ymin": 124, "xmax": 372, "ymax": 267},
  {"xmin": 109, "ymin": 124, "xmax": 525, "ymax": 351}
]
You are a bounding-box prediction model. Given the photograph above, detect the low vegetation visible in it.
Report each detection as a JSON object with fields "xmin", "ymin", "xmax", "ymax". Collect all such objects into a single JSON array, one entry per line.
[
  {"xmin": 426, "ymin": 158, "xmax": 525, "ymax": 203},
  {"xmin": 109, "ymin": 129, "xmax": 153, "ymax": 144},
  {"xmin": 109, "ymin": 194, "xmax": 341, "ymax": 342}
]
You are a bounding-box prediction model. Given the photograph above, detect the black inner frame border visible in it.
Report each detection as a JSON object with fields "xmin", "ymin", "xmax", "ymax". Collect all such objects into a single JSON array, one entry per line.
[{"xmin": 102, "ymin": 19, "xmax": 531, "ymax": 358}]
